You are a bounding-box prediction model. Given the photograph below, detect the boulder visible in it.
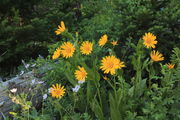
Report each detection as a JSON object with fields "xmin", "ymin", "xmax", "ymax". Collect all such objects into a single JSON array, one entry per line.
[{"xmin": 0, "ymin": 71, "xmax": 45, "ymax": 120}]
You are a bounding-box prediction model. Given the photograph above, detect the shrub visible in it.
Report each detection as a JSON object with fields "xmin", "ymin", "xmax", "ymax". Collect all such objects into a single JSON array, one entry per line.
[{"xmin": 7, "ymin": 21, "xmax": 179, "ymax": 119}]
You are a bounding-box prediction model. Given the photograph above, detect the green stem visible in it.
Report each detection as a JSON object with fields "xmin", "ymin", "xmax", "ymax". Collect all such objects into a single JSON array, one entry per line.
[
  {"xmin": 95, "ymin": 82, "xmax": 103, "ymax": 109},
  {"xmin": 148, "ymin": 62, "xmax": 153, "ymax": 88},
  {"xmin": 113, "ymin": 76, "xmax": 118, "ymax": 100},
  {"xmin": 28, "ymin": 109, "xmax": 30, "ymax": 120},
  {"xmin": 149, "ymin": 76, "xmax": 151, "ymax": 88},
  {"xmin": 168, "ymin": 71, "xmax": 172, "ymax": 82},
  {"xmin": 73, "ymin": 94, "xmax": 77, "ymax": 113},
  {"xmin": 107, "ymin": 79, "xmax": 116, "ymax": 92}
]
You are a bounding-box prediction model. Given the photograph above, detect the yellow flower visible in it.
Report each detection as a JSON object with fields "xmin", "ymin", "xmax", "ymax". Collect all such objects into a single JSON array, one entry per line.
[
  {"xmin": 80, "ymin": 41, "xmax": 93, "ymax": 55},
  {"xmin": 100, "ymin": 56, "xmax": 125, "ymax": 75},
  {"xmin": 150, "ymin": 50, "xmax": 164, "ymax": 62},
  {"xmin": 52, "ymin": 48, "xmax": 61, "ymax": 60},
  {"xmin": 75, "ymin": 66, "xmax": 87, "ymax": 81},
  {"xmin": 166, "ymin": 63, "xmax": 175, "ymax": 69},
  {"xmin": 55, "ymin": 21, "xmax": 66, "ymax": 35},
  {"xmin": 143, "ymin": 32, "xmax": 157, "ymax": 48},
  {"xmin": 50, "ymin": 84, "xmax": 66, "ymax": 99},
  {"xmin": 60, "ymin": 42, "xmax": 75, "ymax": 58},
  {"xmin": 111, "ymin": 41, "xmax": 118, "ymax": 46},
  {"xmin": 98, "ymin": 34, "xmax": 108, "ymax": 47}
]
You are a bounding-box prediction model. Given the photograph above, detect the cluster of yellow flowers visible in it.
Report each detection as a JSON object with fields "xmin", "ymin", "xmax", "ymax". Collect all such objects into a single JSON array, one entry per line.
[
  {"xmin": 50, "ymin": 21, "xmax": 124, "ymax": 99},
  {"xmin": 98, "ymin": 34, "xmax": 118, "ymax": 47},
  {"xmin": 53, "ymin": 22, "xmax": 125, "ymax": 75},
  {"xmin": 53, "ymin": 25, "xmax": 118, "ymax": 60},
  {"xmin": 143, "ymin": 32, "xmax": 164, "ymax": 62},
  {"xmin": 49, "ymin": 22, "xmax": 175, "ymax": 99},
  {"xmin": 142, "ymin": 32, "xmax": 175, "ymax": 69}
]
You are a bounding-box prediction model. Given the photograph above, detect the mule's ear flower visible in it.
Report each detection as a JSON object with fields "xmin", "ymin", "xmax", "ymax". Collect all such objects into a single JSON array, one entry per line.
[
  {"xmin": 98, "ymin": 34, "xmax": 108, "ymax": 47},
  {"xmin": 143, "ymin": 32, "xmax": 157, "ymax": 48},
  {"xmin": 75, "ymin": 66, "xmax": 87, "ymax": 82},
  {"xmin": 150, "ymin": 50, "xmax": 164, "ymax": 62},
  {"xmin": 111, "ymin": 41, "xmax": 118, "ymax": 46},
  {"xmin": 52, "ymin": 48, "xmax": 61, "ymax": 60},
  {"xmin": 55, "ymin": 21, "xmax": 66, "ymax": 35},
  {"xmin": 49, "ymin": 84, "xmax": 66, "ymax": 99},
  {"xmin": 100, "ymin": 56, "xmax": 125, "ymax": 75},
  {"xmin": 166, "ymin": 63, "xmax": 175, "ymax": 69},
  {"xmin": 60, "ymin": 21, "xmax": 65, "ymax": 30},
  {"xmin": 80, "ymin": 41, "xmax": 93, "ymax": 55},
  {"xmin": 60, "ymin": 42, "xmax": 75, "ymax": 58}
]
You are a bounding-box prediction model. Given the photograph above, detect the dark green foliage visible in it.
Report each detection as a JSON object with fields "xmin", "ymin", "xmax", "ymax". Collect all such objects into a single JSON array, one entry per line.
[
  {"xmin": 0, "ymin": 0, "xmax": 83, "ymax": 76},
  {"xmin": 0, "ymin": 8, "xmax": 49, "ymax": 75},
  {"xmin": 79, "ymin": 0, "xmax": 180, "ymax": 56}
]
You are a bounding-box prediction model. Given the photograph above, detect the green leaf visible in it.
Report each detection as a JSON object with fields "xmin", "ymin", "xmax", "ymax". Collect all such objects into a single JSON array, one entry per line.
[{"xmin": 90, "ymin": 99, "xmax": 104, "ymax": 120}]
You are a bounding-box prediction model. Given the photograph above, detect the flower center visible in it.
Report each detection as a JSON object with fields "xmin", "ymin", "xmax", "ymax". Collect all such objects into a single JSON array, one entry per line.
[
  {"xmin": 146, "ymin": 39, "xmax": 152, "ymax": 44},
  {"xmin": 107, "ymin": 62, "xmax": 114, "ymax": 69},
  {"xmin": 55, "ymin": 90, "xmax": 61, "ymax": 95},
  {"xmin": 85, "ymin": 46, "xmax": 90, "ymax": 51},
  {"xmin": 66, "ymin": 48, "xmax": 72, "ymax": 53}
]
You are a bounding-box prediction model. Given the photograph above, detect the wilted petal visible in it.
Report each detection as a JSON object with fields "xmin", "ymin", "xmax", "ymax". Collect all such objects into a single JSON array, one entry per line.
[{"xmin": 10, "ymin": 88, "xmax": 17, "ymax": 93}]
